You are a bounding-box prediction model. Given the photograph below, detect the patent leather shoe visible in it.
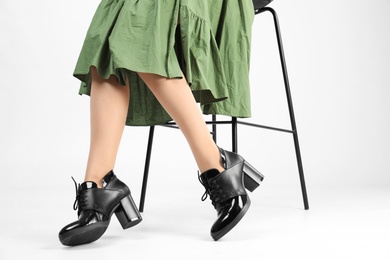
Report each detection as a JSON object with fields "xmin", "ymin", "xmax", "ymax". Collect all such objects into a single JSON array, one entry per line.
[
  {"xmin": 59, "ymin": 171, "xmax": 142, "ymax": 246},
  {"xmin": 199, "ymin": 147, "xmax": 264, "ymax": 241}
]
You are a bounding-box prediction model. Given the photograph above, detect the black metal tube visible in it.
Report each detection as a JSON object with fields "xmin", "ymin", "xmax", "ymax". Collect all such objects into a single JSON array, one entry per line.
[
  {"xmin": 160, "ymin": 125, "xmax": 180, "ymax": 129},
  {"xmin": 212, "ymin": 114, "xmax": 217, "ymax": 143},
  {"xmin": 139, "ymin": 125, "xmax": 155, "ymax": 212},
  {"xmin": 232, "ymin": 117, "xmax": 238, "ymax": 153},
  {"xmin": 237, "ymin": 120, "xmax": 294, "ymax": 134},
  {"xmin": 267, "ymin": 7, "xmax": 309, "ymax": 210}
]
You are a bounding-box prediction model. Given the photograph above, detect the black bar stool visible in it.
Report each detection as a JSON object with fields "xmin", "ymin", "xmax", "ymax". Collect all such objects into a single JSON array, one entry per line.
[{"xmin": 139, "ymin": 0, "xmax": 309, "ymax": 212}]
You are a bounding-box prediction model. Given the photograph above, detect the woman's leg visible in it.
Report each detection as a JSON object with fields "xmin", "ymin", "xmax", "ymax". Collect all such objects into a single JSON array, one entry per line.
[
  {"xmin": 84, "ymin": 67, "xmax": 130, "ymax": 187},
  {"xmin": 59, "ymin": 68, "xmax": 143, "ymax": 247},
  {"xmin": 137, "ymin": 72, "xmax": 224, "ymax": 174}
]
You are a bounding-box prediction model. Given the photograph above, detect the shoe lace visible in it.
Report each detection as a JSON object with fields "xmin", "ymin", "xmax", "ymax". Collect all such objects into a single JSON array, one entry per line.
[
  {"xmin": 198, "ymin": 172, "xmax": 226, "ymax": 209},
  {"xmin": 71, "ymin": 177, "xmax": 88, "ymax": 212}
]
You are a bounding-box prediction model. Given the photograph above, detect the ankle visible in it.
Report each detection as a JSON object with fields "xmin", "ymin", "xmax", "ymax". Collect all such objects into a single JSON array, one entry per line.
[
  {"xmin": 85, "ymin": 167, "xmax": 114, "ymax": 188},
  {"xmin": 84, "ymin": 171, "xmax": 109, "ymax": 188},
  {"xmin": 197, "ymin": 148, "xmax": 225, "ymax": 174},
  {"xmin": 84, "ymin": 177, "xmax": 103, "ymax": 188}
]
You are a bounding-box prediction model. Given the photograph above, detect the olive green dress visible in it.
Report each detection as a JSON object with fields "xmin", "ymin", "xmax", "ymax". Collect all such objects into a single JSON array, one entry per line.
[{"xmin": 74, "ymin": 0, "xmax": 255, "ymax": 126}]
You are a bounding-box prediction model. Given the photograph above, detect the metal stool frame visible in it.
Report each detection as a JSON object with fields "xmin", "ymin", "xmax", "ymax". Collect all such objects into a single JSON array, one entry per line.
[{"xmin": 138, "ymin": 6, "xmax": 309, "ymax": 212}]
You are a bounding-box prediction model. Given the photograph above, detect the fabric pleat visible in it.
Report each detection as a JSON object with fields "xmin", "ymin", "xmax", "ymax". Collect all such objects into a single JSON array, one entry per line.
[{"xmin": 74, "ymin": 0, "xmax": 254, "ymax": 126}]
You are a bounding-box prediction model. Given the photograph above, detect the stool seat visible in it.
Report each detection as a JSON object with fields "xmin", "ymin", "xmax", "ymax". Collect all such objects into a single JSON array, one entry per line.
[{"xmin": 253, "ymin": 0, "xmax": 273, "ymax": 10}]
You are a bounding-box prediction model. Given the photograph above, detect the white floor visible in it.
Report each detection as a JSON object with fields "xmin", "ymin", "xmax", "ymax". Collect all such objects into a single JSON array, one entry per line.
[
  {"xmin": 1, "ymin": 1, "xmax": 390, "ymax": 259},
  {"xmin": 1, "ymin": 179, "xmax": 389, "ymax": 260}
]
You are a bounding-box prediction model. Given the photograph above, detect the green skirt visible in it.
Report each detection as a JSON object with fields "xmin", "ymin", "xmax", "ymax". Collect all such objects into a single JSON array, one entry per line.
[{"xmin": 74, "ymin": 0, "xmax": 255, "ymax": 126}]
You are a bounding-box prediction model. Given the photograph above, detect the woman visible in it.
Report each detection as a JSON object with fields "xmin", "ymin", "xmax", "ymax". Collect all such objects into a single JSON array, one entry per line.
[{"xmin": 59, "ymin": 0, "xmax": 264, "ymax": 246}]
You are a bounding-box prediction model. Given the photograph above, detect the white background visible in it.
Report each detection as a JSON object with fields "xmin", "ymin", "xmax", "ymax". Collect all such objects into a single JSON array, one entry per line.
[{"xmin": 0, "ymin": 0, "xmax": 389, "ymax": 259}]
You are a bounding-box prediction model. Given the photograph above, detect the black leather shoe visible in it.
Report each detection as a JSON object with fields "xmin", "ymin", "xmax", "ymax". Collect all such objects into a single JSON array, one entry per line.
[
  {"xmin": 59, "ymin": 171, "xmax": 142, "ymax": 246},
  {"xmin": 199, "ymin": 148, "xmax": 264, "ymax": 241}
]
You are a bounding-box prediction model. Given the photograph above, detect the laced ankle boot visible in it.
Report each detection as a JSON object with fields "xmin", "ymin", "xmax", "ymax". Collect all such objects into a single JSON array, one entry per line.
[
  {"xmin": 59, "ymin": 170, "xmax": 142, "ymax": 246},
  {"xmin": 199, "ymin": 147, "xmax": 264, "ymax": 241}
]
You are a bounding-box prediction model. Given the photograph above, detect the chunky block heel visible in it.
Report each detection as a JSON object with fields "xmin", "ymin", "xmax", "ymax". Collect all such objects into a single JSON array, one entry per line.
[
  {"xmin": 115, "ymin": 195, "xmax": 142, "ymax": 229},
  {"xmin": 243, "ymin": 161, "xmax": 264, "ymax": 192}
]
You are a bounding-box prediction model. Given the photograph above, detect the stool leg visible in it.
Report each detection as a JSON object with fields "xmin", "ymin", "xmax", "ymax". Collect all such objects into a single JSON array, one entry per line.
[
  {"xmin": 212, "ymin": 114, "xmax": 217, "ymax": 143},
  {"xmin": 232, "ymin": 117, "xmax": 238, "ymax": 153},
  {"xmin": 265, "ymin": 7, "xmax": 309, "ymax": 210},
  {"xmin": 139, "ymin": 125, "xmax": 155, "ymax": 212}
]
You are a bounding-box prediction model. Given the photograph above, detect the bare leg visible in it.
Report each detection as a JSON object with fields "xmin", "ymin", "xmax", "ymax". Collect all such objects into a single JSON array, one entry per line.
[
  {"xmin": 137, "ymin": 72, "xmax": 224, "ymax": 173},
  {"xmin": 84, "ymin": 67, "xmax": 130, "ymax": 187}
]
